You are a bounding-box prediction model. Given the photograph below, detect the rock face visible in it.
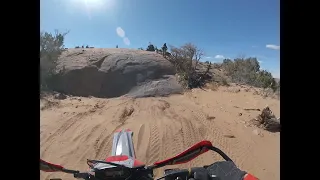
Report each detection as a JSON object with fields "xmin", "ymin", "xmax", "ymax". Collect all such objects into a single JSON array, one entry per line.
[{"xmin": 52, "ymin": 48, "xmax": 183, "ymax": 98}]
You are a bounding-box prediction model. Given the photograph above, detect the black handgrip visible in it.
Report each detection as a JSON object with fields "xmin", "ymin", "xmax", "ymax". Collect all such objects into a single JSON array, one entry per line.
[
  {"xmin": 191, "ymin": 167, "xmax": 212, "ymax": 180},
  {"xmin": 73, "ymin": 172, "xmax": 93, "ymax": 179},
  {"xmin": 163, "ymin": 169, "xmax": 189, "ymax": 180},
  {"xmin": 163, "ymin": 167, "xmax": 210, "ymax": 180}
]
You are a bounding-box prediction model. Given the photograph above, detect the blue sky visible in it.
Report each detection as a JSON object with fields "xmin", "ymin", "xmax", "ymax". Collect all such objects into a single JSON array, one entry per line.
[{"xmin": 40, "ymin": 0, "xmax": 280, "ymax": 78}]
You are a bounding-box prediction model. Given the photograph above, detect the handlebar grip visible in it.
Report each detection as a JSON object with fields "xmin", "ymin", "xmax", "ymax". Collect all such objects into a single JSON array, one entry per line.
[
  {"xmin": 191, "ymin": 167, "xmax": 212, "ymax": 180},
  {"xmin": 164, "ymin": 168, "xmax": 189, "ymax": 180},
  {"xmin": 73, "ymin": 172, "xmax": 92, "ymax": 179},
  {"xmin": 164, "ymin": 167, "xmax": 210, "ymax": 180}
]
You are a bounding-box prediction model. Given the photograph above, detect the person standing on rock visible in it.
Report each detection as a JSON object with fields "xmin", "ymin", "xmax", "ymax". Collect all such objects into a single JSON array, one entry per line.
[{"xmin": 162, "ymin": 43, "xmax": 167, "ymax": 57}]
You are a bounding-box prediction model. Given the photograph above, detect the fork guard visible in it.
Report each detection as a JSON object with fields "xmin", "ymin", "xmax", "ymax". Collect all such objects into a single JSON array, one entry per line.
[{"xmin": 112, "ymin": 129, "xmax": 136, "ymax": 158}]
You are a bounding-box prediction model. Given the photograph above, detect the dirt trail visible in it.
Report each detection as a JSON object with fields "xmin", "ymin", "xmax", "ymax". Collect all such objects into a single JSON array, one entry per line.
[{"xmin": 40, "ymin": 86, "xmax": 280, "ymax": 180}]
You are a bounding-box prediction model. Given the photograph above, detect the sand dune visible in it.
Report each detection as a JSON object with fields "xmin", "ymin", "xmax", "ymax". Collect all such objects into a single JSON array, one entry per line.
[{"xmin": 40, "ymin": 86, "xmax": 280, "ymax": 180}]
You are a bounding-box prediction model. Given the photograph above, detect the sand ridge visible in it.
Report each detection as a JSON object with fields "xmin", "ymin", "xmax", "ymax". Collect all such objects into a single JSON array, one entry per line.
[{"xmin": 40, "ymin": 85, "xmax": 279, "ymax": 180}]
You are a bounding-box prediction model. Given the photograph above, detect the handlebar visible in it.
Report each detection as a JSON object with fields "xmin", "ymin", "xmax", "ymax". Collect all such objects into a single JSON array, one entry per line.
[
  {"xmin": 53, "ymin": 167, "xmax": 212, "ymax": 180},
  {"xmin": 44, "ymin": 141, "xmax": 236, "ymax": 180}
]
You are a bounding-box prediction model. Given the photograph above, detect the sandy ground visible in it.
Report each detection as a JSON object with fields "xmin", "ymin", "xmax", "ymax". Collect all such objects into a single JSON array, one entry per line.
[{"xmin": 40, "ymin": 85, "xmax": 280, "ymax": 180}]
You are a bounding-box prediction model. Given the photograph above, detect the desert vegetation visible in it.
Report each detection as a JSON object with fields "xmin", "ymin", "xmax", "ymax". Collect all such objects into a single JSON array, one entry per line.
[
  {"xmin": 144, "ymin": 42, "xmax": 279, "ymax": 95},
  {"xmin": 40, "ymin": 30, "xmax": 68, "ymax": 91},
  {"xmin": 40, "ymin": 30, "xmax": 280, "ymax": 180},
  {"xmin": 74, "ymin": 45, "xmax": 94, "ymax": 48},
  {"xmin": 40, "ymin": 30, "xmax": 280, "ymax": 98}
]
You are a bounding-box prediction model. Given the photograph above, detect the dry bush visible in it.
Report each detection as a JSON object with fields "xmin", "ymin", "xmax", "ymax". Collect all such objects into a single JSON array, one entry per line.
[
  {"xmin": 212, "ymin": 75, "xmax": 230, "ymax": 87},
  {"xmin": 249, "ymin": 106, "xmax": 280, "ymax": 132},
  {"xmin": 220, "ymin": 78, "xmax": 230, "ymax": 86},
  {"xmin": 212, "ymin": 63, "xmax": 222, "ymax": 69},
  {"xmin": 258, "ymin": 88, "xmax": 279, "ymax": 99},
  {"xmin": 167, "ymin": 43, "xmax": 212, "ymax": 89},
  {"xmin": 40, "ymin": 30, "xmax": 69, "ymax": 91}
]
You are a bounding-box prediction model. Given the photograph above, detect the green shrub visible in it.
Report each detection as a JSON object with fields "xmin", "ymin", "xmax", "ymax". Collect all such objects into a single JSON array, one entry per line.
[
  {"xmin": 168, "ymin": 43, "xmax": 213, "ymax": 89},
  {"xmin": 40, "ymin": 30, "xmax": 68, "ymax": 91},
  {"xmin": 221, "ymin": 57, "xmax": 278, "ymax": 91},
  {"xmin": 146, "ymin": 43, "xmax": 155, "ymax": 51}
]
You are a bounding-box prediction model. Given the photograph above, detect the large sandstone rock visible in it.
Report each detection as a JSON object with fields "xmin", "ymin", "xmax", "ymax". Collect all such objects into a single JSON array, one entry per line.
[{"xmin": 51, "ymin": 48, "xmax": 183, "ymax": 98}]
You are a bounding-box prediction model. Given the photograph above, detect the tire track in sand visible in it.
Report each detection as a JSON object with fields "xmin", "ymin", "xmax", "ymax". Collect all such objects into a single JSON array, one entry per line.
[
  {"xmin": 154, "ymin": 121, "xmax": 182, "ymax": 178},
  {"xmin": 136, "ymin": 124, "xmax": 145, "ymax": 152},
  {"xmin": 95, "ymin": 130, "xmax": 117, "ymax": 160},
  {"xmin": 160, "ymin": 124, "xmax": 170, "ymax": 161},
  {"xmin": 93, "ymin": 126, "xmax": 111, "ymax": 159},
  {"xmin": 41, "ymin": 112, "xmax": 90, "ymax": 157},
  {"xmin": 160, "ymin": 109, "xmax": 196, "ymax": 169},
  {"xmin": 169, "ymin": 102, "xmax": 230, "ymax": 163},
  {"xmin": 188, "ymin": 107, "xmax": 235, "ymax": 161},
  {"xmin": 177, "ymin": 117, "xmax": 204, "ymax": 168},
  {"xmin": 184, "ymin": 104, "xmax": 254, "ymax": 168},
  {"xmin": 94, "ymin": 123, "xmax": 125, "ymax": 160},
  {"xmin": 146, "ymin": 123, "xmax": 160, "ymax": 165},
  {"xmin": 41, "ymin": 101, "xmax": 107, "ymax": 149},
  {"xmin": 163, "ymin": 109, "xmax": 184, "ymax": 156},
  {"xmin": 95, "ymin": 103, "xmax": 135, "ymax": 160}
]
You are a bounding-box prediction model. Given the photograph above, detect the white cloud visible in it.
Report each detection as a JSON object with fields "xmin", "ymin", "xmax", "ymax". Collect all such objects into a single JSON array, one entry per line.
[
  {"xmin": 258, "ymin": 60, "xmax": 263, "ymax": 64},
  {"xmin": 205, "ymin": 56, "xmax": 212, "ymax": 59},
  {"xmin": 123, "ymin": 37, "xmax": 130, "ymax": 46},
  {"xmin": 266, "ymin": 44, "xmax": 280, "ymax": 50},
  {"xmin": 116, "ymin": 27, "xmax": 125, "ymax": 38},
  {"xmin": 214, "ymin": 55, "xmax": 225, "ymax": 59}
]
